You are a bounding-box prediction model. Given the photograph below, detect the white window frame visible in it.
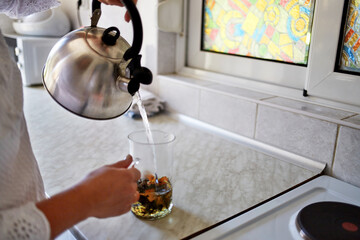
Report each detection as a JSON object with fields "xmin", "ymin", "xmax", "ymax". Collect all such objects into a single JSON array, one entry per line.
[
  {"xmin": 305, "ymin": 0, "xmax": 360, "ymax": 107},
  {"xmin": 174, "ymin": 0, "xmax": 360, "ymax": 111}
]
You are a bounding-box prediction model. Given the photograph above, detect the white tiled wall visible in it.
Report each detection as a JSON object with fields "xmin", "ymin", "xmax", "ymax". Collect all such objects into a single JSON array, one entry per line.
[
  {"xmin": 199, "ymin": 90, "xmax": 257, "ymax": 138},
  {"xmin": 333, "ymin": 126, "xmax": 360, "ymax": 187},
  {"xmin": 255, "ymin": 105, "xmax": 338, "ymax": 169},
  {"xmin": 157, "ymin": 77, "xmax": 200, "ymax": 118},
  {"xmin": 153, "ymin": 74, "xmax": 360, "ymax": 188}
]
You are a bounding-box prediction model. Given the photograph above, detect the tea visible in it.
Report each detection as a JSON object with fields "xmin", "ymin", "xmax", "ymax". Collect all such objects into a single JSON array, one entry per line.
[{"xmin": 131, "ymin": 174, "xmax": 173, "ymax": 220}]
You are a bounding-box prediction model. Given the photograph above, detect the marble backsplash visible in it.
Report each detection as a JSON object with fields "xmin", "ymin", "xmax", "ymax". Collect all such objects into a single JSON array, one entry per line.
[{"xmin": 153, "ymin": 74, "xmax": 360, "ymax": 188}]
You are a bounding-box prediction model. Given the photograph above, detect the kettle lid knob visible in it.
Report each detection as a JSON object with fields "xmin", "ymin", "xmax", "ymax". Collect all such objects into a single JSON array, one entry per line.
[{"xmin": 101, "ymin": 27, "xmax": 120, "ymax": 46}]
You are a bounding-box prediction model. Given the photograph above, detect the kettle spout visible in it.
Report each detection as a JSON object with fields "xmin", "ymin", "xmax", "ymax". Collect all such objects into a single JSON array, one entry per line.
[
  {"xmin": 123, "ymin": 55, "xmax": 153, "ymax": 95},
  {"xmin": 127, "ymin": 67, "xmax": 153, "ymax": 95}
]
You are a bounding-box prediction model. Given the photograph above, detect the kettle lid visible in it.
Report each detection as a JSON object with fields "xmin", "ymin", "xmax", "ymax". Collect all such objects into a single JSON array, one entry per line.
[{"xmin": 86, "ymin": 27, "xmax": 131, "ymax": 60}]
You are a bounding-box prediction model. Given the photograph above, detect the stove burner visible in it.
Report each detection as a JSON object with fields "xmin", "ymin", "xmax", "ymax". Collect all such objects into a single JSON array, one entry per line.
[{"xmin": 296, "ymin": 201, "xmax": 360, "ymax": 240}]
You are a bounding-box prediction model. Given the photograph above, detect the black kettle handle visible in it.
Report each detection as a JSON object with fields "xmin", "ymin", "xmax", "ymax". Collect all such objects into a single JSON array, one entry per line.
[{"xmin": 92, "ymin": 0, "xmax": 143, "ymax": 61}]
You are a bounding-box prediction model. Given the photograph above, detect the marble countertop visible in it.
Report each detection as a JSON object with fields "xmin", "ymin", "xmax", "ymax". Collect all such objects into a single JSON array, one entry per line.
[{"xmin": 23, "ymin": 86, "xmax": 322, "ymax": 239}]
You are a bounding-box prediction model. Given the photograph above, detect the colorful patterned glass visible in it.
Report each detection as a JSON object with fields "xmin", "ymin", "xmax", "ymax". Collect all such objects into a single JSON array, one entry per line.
[
  {"xmin": 338, "ymin": 0, "xmax": 360, "ymax": 73},
  {"xmin": 202, "ymin": 0, "xmax": 315, "ymax": 65}
]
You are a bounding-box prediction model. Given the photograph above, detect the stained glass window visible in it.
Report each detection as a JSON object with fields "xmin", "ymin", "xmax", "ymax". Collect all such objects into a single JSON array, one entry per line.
[
  {"xmin": 337, "ymin": 0, "xmax": 360, "ymax": 73},
  {"xmin": 202, "ymin": 0, "xmax": 316, "ymax": 65}
]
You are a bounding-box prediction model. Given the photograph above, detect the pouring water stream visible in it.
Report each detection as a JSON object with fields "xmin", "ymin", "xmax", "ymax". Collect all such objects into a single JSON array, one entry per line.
[{"xmin": 133, "ymin": 92, "xmax": 159, "ymax": 186}]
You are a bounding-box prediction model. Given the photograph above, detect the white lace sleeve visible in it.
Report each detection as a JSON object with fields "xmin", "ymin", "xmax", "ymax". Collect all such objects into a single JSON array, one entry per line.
[
  {"xmin": 0, "ymin": 202, "xmax": 50, "ymax": 240},
  {"xmin": 0, "ymin": 0, "xmax": 60, "ymax": 19}
]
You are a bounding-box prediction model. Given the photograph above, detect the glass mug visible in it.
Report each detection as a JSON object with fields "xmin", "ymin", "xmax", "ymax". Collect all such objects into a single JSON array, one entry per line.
[{"xmin": 128, "ymin": 130, "xmax": 176, "ymax": 220}]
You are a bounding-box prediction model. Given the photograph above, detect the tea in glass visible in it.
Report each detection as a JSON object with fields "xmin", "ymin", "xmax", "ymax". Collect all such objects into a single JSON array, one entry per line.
[
  {"xmin": 131, "ymin": 174, "xmax": 173, "ymax": 219},
  {"xmin": 128, "ymin": 130, "xmax": 175, "ymax": 220}
]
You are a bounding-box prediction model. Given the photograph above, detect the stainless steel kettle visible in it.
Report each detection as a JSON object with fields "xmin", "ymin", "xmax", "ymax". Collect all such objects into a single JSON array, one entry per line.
[{"xmin": 42, "ymin": 0, "xmax": 152, "ymax": 120}]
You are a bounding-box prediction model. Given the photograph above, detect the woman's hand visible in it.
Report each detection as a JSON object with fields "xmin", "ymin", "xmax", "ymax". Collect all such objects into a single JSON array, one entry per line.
[
  {"xmin": 36, "ymin": 155, "xmax": 141, "ymax": 239},
  {"xmin": 98, "ymin": 0, "xmax": 138, "ymax": 22},
  {"xmin": 78, "ymin": 155, "xmax": 141, "ymax": 218}
]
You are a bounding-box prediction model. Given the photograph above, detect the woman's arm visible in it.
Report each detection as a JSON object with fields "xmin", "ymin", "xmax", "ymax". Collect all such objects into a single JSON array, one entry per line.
[{"xmin": 36, "ymin": 155, "xmax": 140, "ymax": 239}]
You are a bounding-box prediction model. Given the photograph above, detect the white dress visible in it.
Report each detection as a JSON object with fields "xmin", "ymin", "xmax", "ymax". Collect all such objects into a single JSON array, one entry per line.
[{"xmin": 0, "ymin": 1, "xmax": 60, "ymax": 239}]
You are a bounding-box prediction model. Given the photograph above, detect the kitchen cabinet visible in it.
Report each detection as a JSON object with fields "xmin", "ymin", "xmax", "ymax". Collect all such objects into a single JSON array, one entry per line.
[{"xmin": 4, "ymin": 33, "xmax": 59, "ymax": 86}]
